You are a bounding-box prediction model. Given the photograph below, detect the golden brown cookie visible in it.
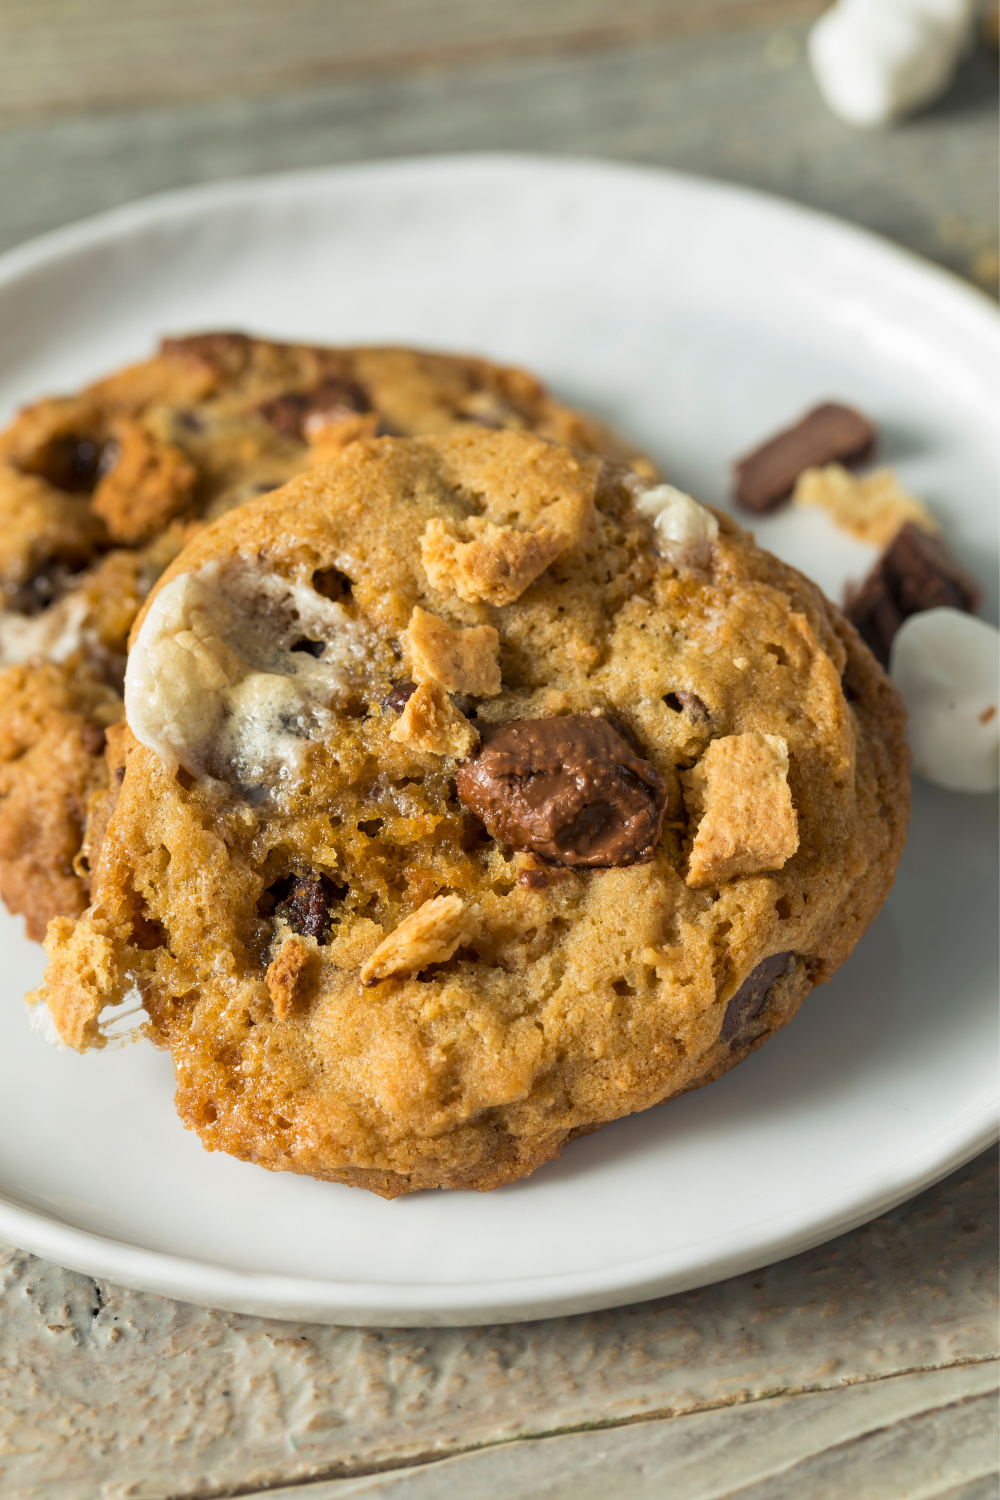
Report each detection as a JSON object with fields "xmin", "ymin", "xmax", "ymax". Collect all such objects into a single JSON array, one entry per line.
[
  {"xmin": 0, "ymin": 336, "xmax": 651, "ymax": 937},
  {"xmin": 28, "ymin": 430, "xmax": 909, "ymax": 1196}
]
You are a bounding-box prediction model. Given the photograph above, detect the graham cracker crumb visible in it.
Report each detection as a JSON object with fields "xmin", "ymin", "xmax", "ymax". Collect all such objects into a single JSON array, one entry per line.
[
  {"xmin": 420, "ymin": 517, "xmax": 567, "ymax": 605},
  {"xmin": 685, "ymin": 732, "xmax": 799, "ymax": 887},
  {"xmin": 389, "ymin": 679, "xmax": 479, "ymax": 757},
  {"xmin": 793, "ymin": 464, "xmax": 938, "ymax": 547},
  {"xmin": 404, "ymin": 605, "xmax": 501, "ymax": 696},
  {"xmin": 360, "ymin": 893, "xmax": 476, "ymax": 986},
  {"xmin": 266, "ymin": 932, "xmax": 314, "ymax": 1019}
]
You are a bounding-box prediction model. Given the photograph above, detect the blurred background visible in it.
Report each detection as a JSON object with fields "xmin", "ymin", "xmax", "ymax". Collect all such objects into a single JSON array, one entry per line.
[{"xmin": 0, "ymin": 0, "xmax": 996, "ymax": 290}]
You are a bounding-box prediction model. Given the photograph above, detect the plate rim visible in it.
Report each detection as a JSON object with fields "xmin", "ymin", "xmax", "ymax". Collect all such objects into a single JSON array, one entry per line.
[{"xmin": 0, "ymin": 152, "xmax": 996, "ymax": 1326}]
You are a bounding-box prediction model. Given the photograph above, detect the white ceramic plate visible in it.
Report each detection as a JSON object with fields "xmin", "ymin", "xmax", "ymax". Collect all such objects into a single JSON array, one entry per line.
[{"xmin": 0, "ymin": 156, "xmax": 996, "ymax": 1327}]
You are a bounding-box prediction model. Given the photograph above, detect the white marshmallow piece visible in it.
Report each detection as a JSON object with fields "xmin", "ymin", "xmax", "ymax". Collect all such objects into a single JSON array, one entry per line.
[
  {"xmin": 808, "ymin": 0, "xmax": 974, "ymax": 128},
  {"xmin": 631, "ymin": 482, "xmax": 719, "ymax": 570},
  {"xmin": 890, "ymin": 608, "xmax": 999, "ymax": 793}
]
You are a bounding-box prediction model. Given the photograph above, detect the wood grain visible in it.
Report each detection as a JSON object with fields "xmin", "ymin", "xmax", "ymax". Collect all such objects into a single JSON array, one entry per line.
[
  {"xmin": 1, "ymin": 1148, "xmax": 995, "ymax": 1500},
  {"xmin": 0, "ymin": 0, "xmax": 826, "ymax": 121}
]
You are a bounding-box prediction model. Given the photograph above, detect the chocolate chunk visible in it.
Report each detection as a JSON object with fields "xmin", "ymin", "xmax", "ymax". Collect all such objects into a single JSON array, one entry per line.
[
  {"xmin": 273, "ymin": 873, "xmax": 344, "ymax": 944},
  {"xmin": 844, "ymin": 522, "xmax": 981, "ymax": 667},
  {"xmin": 3, "ymin": 556, "xmax": 86, "ymax": 615},
  {"xmin": 290, "ymin": 637, "xmax": 325, "ymax": 658},
  {"xmin": 457, "ymin": 714, "xmax": 668, "ymax": 868},
  {"xmin": 733, "ymin": 403, "xmax": 876, "ymax": 514},
  {"xmin": 382, "ymin": 680, "xmax": 418, "ymax": 714},
  {"xmin": 663, "ymin": 690, "xmax": 709, "ymax": 722},
  {"xmin": 258, "ymin": 376, "xmax": 371, "ymax": 441},
  {"xmin": 720, "ymin": 952, "xmax": 793, "ymax": 1043},
  {"xmin": 21, "ymin": 434, "xmax": 107, "ymax": 494}
]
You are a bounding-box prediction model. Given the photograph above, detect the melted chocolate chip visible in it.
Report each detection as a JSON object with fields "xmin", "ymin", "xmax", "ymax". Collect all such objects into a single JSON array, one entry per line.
[
  {"xmin": 80, "ymin": 723, "xmax": 106, "ymax": 757},
  {"xmin": 720, "ymin": 952, "xmax": 793, "ymax": 1044},
  {"xmin": 733, "ymin": 403, "xmax": 876, "ymax": 514},
  {"xmin": 271, "ymin": 873, "xmax": 345, "ymax": 944},
  {"xmin": 457, "ymin": 714, "xmax": 668, "ymax": 868},
  {"xmin": 663, "ymin": 690, "xmax": 709, "ymax": 722},
  {"xmin": 258, "ymin": 376, "xmax": 372, "ymax": 441},
  {"xmin": 844, "ymin": 522, "xmax": 981, "ymax": 666},
  {"xmin": 382, "ymin": 680, "xmax": 417, "ymax": 714},
  {"xmin": 4, "ymin": 557, "xmax": 87, "ymax": 616}
]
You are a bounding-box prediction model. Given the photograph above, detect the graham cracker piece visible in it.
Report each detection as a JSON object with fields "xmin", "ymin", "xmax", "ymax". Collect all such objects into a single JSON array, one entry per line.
[
  {"xmin": 266, "ymin": 932, "xmax": 314, "ymax": 1019},
  {"xmin": 793, "ymin": 464, "xmax": 937, "ymax": 547},
  {"xmin": 360, "ymin": 893, "xmax": 476, "ymax": 986},
  {"xmin": 404, "ymin": 605, "xmax": 501, "ymax": 696},
  {"xmin": 389, "ymin": 679, "xmax": 479, "ymax": 757},
  {"xmin": 420, "ymin": 517, "xmax": 567, "ymax": 606},
  {"xmin": 685, "ymin": 732, "xmax": 799, "ymax": 887}
]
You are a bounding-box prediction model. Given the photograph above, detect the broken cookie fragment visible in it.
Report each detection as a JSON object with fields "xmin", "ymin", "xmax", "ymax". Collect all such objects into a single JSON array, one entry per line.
[
  {"xmin": 403, "ymin": 605, "xmax": 501, "ymax": 697},
  {"xmin": 457, "ymin": 714, "xmax": 668, "ymax": 867},
  {"xmin": 733, "ymin": 403, "xmax": 876, "ymax": 514},
  {"xmin": 389, "ymin": 679, "xmax": 479, "ymax": 757},
  {"xmin": 421, "ymin": 517, "xmax": 567, "ymax": 606},
  {"xmin": 360, "ymin": 893, "xmax": 476, "ymax": 986},
  {"xmin": 844, "ymin": 521, "xmax": 981, "ymax": 667},
  {"xmin": 685, "ymin": 732, "xmax": 798, "ymax": 887}
]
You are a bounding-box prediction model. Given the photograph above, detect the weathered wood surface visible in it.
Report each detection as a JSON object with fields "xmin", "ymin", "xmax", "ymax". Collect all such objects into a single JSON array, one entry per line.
[
  {"xmin": 1, "ymin": 1148, "xmax": 996, "ymax": 1499},
  {"xmin": 0, "ymin": 9, "xmax": 995, "ymax": 290},
  {"xmin": 0, "ymin": 0, "xmax": 826, "ymax": 121}
]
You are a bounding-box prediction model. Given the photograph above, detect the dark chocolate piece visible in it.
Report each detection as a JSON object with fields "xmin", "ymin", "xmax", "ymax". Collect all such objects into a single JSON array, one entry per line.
[
  {"xmin": 733, "ymin": 403, "xmax": 876, "ymax": 514},
  {"xmin": 720, "ymin": 952, "xmax": 793, "ymax": 1043},
  {"xmin": 844, "ymin": 522, "xmax": 981, "ymax": 667},
  {"xmin": 258, "ymin": 375, "xmax": 371, "ymax": 441},
  {"xmin": 457, "ymin": 714, "xmax": 668, "ymax": 868},
  {"xmin": 381, "ymin": 680, "xmax": 417, "ymax": 714},
  {"xmin": 20, "ymin": 434, "xmax": 107, "ymax": 494},
  {"xmin": 290, "ymin": 637, "xmax": 325, "ymax": 658}
]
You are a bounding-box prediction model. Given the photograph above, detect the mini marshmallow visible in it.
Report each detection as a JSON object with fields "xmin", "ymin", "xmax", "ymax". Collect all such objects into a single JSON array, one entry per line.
[
  {"xmin": 808, "ymin": 0, "xmax": 974, "ymax": 128},
  {"xmin": 890, "ymin": 608, "xmax": 999, "ymax": 793},
  {"xmin": 631, "ymin": 482, "xmax": 719, "ymax": 570}
]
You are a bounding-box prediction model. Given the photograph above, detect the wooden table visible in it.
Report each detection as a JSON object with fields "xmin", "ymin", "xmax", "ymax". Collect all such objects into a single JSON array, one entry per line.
[{"xmin": 0, "ymin": 5, "xmax": 997, "ymax": 1497}]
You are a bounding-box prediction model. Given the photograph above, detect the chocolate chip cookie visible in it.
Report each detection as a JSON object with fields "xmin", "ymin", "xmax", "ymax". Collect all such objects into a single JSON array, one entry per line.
[
  {"xmin": 29, "ymin": 429, "xmax": 909, "ymax": 1197},
  {"xmin": 0, "ymin": 335, "xmax": 651, "ymax": 938}
]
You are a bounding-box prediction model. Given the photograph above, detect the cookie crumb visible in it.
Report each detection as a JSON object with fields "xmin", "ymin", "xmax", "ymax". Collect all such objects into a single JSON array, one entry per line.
[
  {"xmin": 794, "ymin": 464, "xmax": 937, "ymax": 547},
  {"xmin": 266, "ymin": 933, "xmax": 313, "ymax": 1019},
  {"xmin": 421, "ymin": 517, "xmax": 567, "ymax": 605},
  {"xmin": 685, "ymin": 732, "xmax": 799, "ymax": 887},
  {"xmin": 404, "ymin": 606, "xmax": 501, "ymax": 696},
  {"xmin": 389, "ymin": 679, "xmax": 479, "ymax": 757},
  {"xmin": 360, "ymin": 893, "xmax": 476, "ymax": 986}
]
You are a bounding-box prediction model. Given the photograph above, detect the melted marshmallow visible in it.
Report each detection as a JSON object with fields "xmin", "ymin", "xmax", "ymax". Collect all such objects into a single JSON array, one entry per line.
[
  {"xmin": 0, "ymin": 592, "xmax": 90, "ymax": 667},
  {"xmin": 809, "ymin": 0, "xmax": 973, "ymax": 128},
  {"xmin": 890, "ymin": 608, "xmax": 999, "ymax": 793},
  {"xmin": 124, "ymin": 560, "xmax": 373, "ymax": 784},
  {"xmin": 629, "ymin": 480, "xmax": 719, "ymax": 570}
]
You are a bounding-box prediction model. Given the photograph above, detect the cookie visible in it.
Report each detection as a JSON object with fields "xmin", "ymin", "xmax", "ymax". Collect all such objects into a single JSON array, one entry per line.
[
  {"xmin": 0, "ymin": 335, "xmax": 651, "ymax": 937},
  {"xmin": 29, "ymin": 430, "xmax": 909, "ymax": 1197}
]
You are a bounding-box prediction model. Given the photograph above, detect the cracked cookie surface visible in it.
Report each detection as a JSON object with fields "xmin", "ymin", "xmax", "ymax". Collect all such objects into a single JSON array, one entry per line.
[{"xmin": 30, "ymin": 429, "xmax": 909, "ymax": 1196}]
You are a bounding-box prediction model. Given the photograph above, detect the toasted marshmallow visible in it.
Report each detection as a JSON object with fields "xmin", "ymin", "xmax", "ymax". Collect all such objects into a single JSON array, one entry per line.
[
  {"xmin": 890, "ymin": 607, "xmax": 999, "ymax": 793},
  {"xmin": 125, "ymin": 560, "xmax": 372, "ymax": 784}
]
